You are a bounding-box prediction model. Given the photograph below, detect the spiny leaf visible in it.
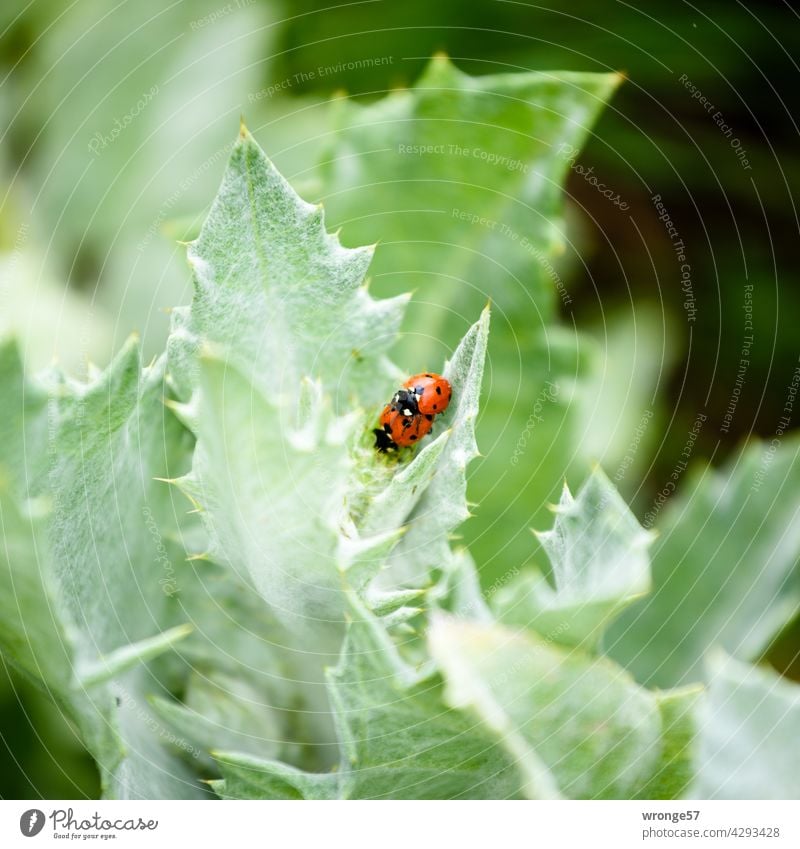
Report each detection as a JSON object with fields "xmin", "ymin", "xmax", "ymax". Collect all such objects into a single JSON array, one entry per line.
[
  {"xmin": 379, "ymin": 306, "xmax": 490, "ymax": 590},
  {"xmin": 317, "ymin": 55, "xmax": 622, "ymax": 329},
  {"xmin": 330, "ymin": 596, "xmax": 522, "ymax": 799},
  {"xmin": 493, "ymin": 468, "xmax": 653, "ymax": 649},
  {"xmin": 175, "ymin": 352, "xmax": 349, "ymax": 635},
  {"xmin": 211, "ymin": 752, "xmax": 340, "ymax": 800},
  {"xmin": 0, "ymin": 337, "xmax": 203, "ymax": 798},
  {"xmin": 167, "ymin": 126, "xmax": 407, "ymax": 408},
  {"xmin": 429, "ymin": 614, "xmax": 664, "ymax": 799},
  {"xmin": 607, "ymin": 437, "xmax": 800, "ymax": 687}
]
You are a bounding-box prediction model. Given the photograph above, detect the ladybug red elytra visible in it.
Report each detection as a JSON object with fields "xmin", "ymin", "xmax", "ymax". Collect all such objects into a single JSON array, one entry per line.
[
  {"xmin": 373, "ymin": 375, "xmax": 452, "ymax": 453},
  {"xmin": 402, "ymin": 372, "xmax": 452, "ymax": 416}
]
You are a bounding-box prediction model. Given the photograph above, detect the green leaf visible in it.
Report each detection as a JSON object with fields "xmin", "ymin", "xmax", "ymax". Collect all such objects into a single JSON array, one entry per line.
[
  {"xmin": 606, "ymin": 437, "xmax": 800, "ymax": 687},
  {"xmin": 329, "ymin": 599, "xmax": 521, "ymax": 799},
  {"xmin": 150, "ymin": 670, "xmax": 283, "ymax": 766},
  {"xmin": 17, "ymin": 0, "xmax": 279, "ymax": 353},
  {"xmin": 0, "ymin": 483, "xmax": 75, "ymax": 694},
  {"xmin": 378, "ymin": 306, "xmax": 490, "ymax": 590},
  {"xmin": 0, "ymin": 338, "xmax": 204, "ymax": 798},
  {"xmin": 692, "ymin": 653, "xmax": 800, "ymax": 799},
  {"xmin": 317, "ymin": 55, "xmax": 621, "ymax": 327},
  {"xmin": 172, "ymin": 559, "xmax": 321, "ymax": 769},
  {"xmin": 213, "ymin": 598, "xmax": 521, "ymax": 799},
  {"xmin": 167, "ymin": 126, "xmax": 406, "ymax": 408},
  {"xmin": 310, "ymin": 57, "xmax": 622, "ymax": 587},
  {"xmin": 493, "ymin": 468, "xmax": 653, "ymax": 649},
  {"xmin": 211, "ymin": 752, "xmax": 340, "ymax": 800},
  {"xmin": 78, "ymin": 624, "xmax": 193, "ymax": 688},
  {"xmin": 637, "ymin": 686, "xmax": 703, "ymax": 800},
  {"xmin": 360, "ymin": 430, "xmax": 450, "ymax": 537},
  {"xmin": 429, "ymin": 614, "xmax": 664, "ymax": 799},
  {"xmin": 175, "ymin": 353, "xmax": 350, "ymax": 635}
]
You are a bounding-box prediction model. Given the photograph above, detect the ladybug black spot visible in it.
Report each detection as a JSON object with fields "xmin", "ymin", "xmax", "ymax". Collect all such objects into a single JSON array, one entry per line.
[
  {"xmin": 426, "ymin": 414, "xmax": 434, "ymax": 421},
  {"xmin": 410, "ymin": 434, "xmax": 417, "ymax": 441},
  {"xmin": 435, "ymin": 386, "xmax": 442, "ymax": 395},
  {"xmin": 374, "ymin": 427, "xmax": 398, "ymax": 453}
]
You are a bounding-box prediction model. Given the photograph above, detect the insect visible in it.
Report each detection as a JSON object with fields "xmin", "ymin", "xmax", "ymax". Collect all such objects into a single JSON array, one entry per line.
[
  {"xmin": 373, "ymin": 375, "xmax": 452, "ymax": 453},
  {"xmin": 402, "ymin": 372, "xmax": 452, "ymax": 416}
]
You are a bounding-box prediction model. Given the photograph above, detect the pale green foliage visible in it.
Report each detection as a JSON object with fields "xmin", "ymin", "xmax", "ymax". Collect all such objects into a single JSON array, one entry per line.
[
  {"xmin": 1, "ymin": 60, "xmax": 799, "ymax": 801},
  {"xmin": 212, "ymin": 597, "xmax": 520, "ymax": 800},
  {"xmin": 168, "ymin": 127, "xmax": 407, "ymax": 408},
  {"xmin": 15, "ymin": 0, "xmax": 280, "ymax": 351},
  {"xmin": 316, "ymin": 54, "xmax": 621, "ymax": 325},
  {"xmin": 493, "ymin": 469, "xmax": 653, "ymax": 648},
  {"xmin": 692, "ymin": 653, "xmax": 800, "ymax": 799},
  {"xmin": 0, "ymin": 339, "xmax": 205, "ymax": 798},
  {"xmin": 607, "ymin": 437, "xmax": 800, "ymax": 688},
  {"xmin": 429, "ymin": 614, "xmax": 664, "ymax": 799},
  {"xmin": 309, "ymin": 54, "xmax": 628, "ymax": 586},
  {"xmin": 374, "ymin": 307, "xmax": 491, "ymax": 591}
]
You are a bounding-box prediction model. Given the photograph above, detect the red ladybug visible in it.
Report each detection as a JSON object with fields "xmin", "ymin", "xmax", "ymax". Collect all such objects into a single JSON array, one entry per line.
[
  {"xmin": 402, "ymin": 373, "xmax": 452, "ymax": 416},
  {"xmin": 374, "ymin": 388, "xmax": 434, "ymax": 452}
]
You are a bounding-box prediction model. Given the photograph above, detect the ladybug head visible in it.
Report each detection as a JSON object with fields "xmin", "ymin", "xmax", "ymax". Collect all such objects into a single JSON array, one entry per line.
[{"xmin": 391, "ymin": 388, "xmax": 419, "ymax": 417}]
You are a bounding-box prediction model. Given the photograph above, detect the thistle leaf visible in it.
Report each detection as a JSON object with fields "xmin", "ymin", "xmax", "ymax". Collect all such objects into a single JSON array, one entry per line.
[
  {"xmin": 0, "ymin": 338, "xmax": 204, "ymax": 798},
  {"xmin": 607, "ymin": 437, "xmax": 800, "ymax": 687},
  {"xmin": 429, "ymin": 614, "xmax": 666, "ymax": 800},
  {"xmin": 167, "ymin": 126, "xmax": 406, "ymax": 408},
  {"xmin": 493, "ymin": 468, "xmax": 653, "ymax": 649}
]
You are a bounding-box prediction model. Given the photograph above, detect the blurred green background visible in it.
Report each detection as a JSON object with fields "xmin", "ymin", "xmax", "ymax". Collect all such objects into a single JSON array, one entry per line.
[{"xmin": 2, "ymin": 0, "xmax": 799, "ymax": 797}]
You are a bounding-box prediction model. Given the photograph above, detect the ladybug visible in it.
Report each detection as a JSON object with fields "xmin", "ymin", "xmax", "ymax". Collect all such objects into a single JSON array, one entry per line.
[
  {"xmin": 402, "ymin": 373, "xmax": 452, "ymax": 416},
  {"xmin": 374, "ymin": 388, "xmax": 435, "ymax": 452}
]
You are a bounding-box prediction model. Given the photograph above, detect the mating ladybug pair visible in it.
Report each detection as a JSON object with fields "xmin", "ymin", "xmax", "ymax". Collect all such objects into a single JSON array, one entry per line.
[{"xmin": 374, "ymin": 373, "xmax": 452, "ymax": 453}]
